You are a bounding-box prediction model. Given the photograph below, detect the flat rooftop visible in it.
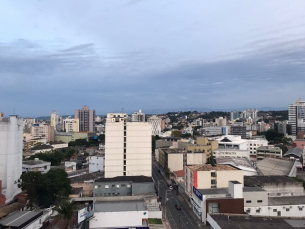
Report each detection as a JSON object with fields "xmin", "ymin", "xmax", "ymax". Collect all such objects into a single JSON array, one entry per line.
[
  {"xmin": 269, "ymin": 196, "xmax": 305, "ymax": 206},
  {"xmin": 95, "ymin": 200, "xmax": 147, "ymax": 212},
  {"xmin": 187, "ymin": 164, "xmax": 238, "ymax": 171},
  {"xmin": 0, "ymin": 211, "xmax": 42, "ymax": 227},
  {"xmin": 198, "ymin": 188, "xmax": 229, "ymax": 195},
  {"xmin": 23, "ymin": 160, "xmax": 50, "ymax": 165},
  {"xmin": 95, "ymin": 176, "xmax": 153, "ymax": 183},
  {"xmin": 209, "ymin": 214, "xmax": 304, "ymax": 229},
  {"xmin": 256, "ymin": 158, "xmax": 295, "ymax": 176},
  {"xmin": 69, "ymin": 171, "xmax": 104, "ymax": 183},
  {"xmin": 244, "ymin": 176, "xmax": 296, "ymax": 187}
]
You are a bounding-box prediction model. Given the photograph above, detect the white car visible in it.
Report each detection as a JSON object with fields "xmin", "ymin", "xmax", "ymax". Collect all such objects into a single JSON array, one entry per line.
[{"xmin": 169, "ymin": 185, "xmax": 173, "ymax": 190}]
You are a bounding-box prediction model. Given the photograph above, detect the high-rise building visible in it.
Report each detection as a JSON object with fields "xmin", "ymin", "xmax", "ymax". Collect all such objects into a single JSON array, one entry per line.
[
  {"xmin": 288, "ymin": 98, "xmax": 305, "ymax": 136},
  {"xmin": 0, "ymin": 112, "xmax": 3, "ymax": 121},
  {"xmin": 50, "ymin": 111, "xmax": 63, "ymax": 131},
  {"xmin": 63, "ymin": 117, "xmax": 79, "ymax": 132},
  {"xmin": 131, "ymin": 109, "xmax": 145, "ymax": 122},
  {"xmin": 148, "ymin": 115, "xmax": 161, "ymax": 136},
  {"xmin": 230, "ymin": 111, "xmax": 240, "ymax": 121},
  {"xmin": 105, "ymin": 113, "xmax": 152, "ymax": 178},
  {"xmin": 241, "ymin": 109, "xmax": 258, "ymax": 120},
  {"xmin": 0, "ymin": 116, "xmax": 23, "ymax": 203},
  {"xmin": 74, "ymin": 105, "xmax": 95, "ymax": 132},
  {"xmin": 231, "ymin": 125, "xmax": 247, "ymax": 139}
]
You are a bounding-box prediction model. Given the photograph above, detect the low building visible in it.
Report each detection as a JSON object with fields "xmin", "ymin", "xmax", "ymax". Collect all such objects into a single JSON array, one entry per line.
[
  {"xmin": 89, "ymin": 155, "xmax": 104, "ymax": 173},
  {"xmin": 284, "ymin": 148, "xmax": 303, "ymax": 165},
  {"xmin": 231, "ymin": 126, "xmax": 247, "ymax": 139},
  {"xmin": 173, "ymin": 170, "xmax": 184, "ymax": 184},
  {"xmin": 256, "ymin": 158, "xmax": 297, "ymax": 177},
  {"xmin": 185, "ymin": 164, "xmax": 244, "ymax": 197},
  {"xmin": 69, "ymin": 187, "xmax": 83, "ymax": 198},
  {"xmin": 216, "ymin": 157, "xmax": 258, "ymax": 176},
  {"xmin": 0, "ymin": 210, "xmax": 52, "ymax": 229},
  {"xmin": 22, "ymin": 159, "xmax": 51, "ymax": 174},
  {"xmin": 256, "ymin": 146, "xmax": 282, "ymax": 160},
  {"xmin": 49, "ymin": 141, "xmax": 68, "ymax": 149},
  {"xmin": 70, "ymin": 172, "xmax": 104, "ymax": 197},
  {"xmin": 93, "ymin": 176, "xmax": 154, "ymax": 197},
  {"xmin": 213, "ymin": 148, "xmax": 250, "ymax": 160},
  {"xmin": 65, "ymin": 161, "xmax": 77, "ymax": 173},
  {"xmin": 31, "ymin": 144, "xmax": 54, "ymax": 154},
  {"xmin": 191, "ymin": 181, "xmax": 245, "ymax": 224},
  {"xmin": 186, "ymin": 137, "xmax": 219, "ymax": 158},
  {"xmin": 207, "ymin": 214, "xmax": 305, "ymax": 229},
  {"xmin": 244, "ymin": 176, "xmax": 304, "ymax": 197},
  {"xmin": 89, "ymin": 200, "xmax": 149, "ymax": 229},
  {"xmin": 293, "ymin": 139, "xmax": 305, "ymax": 149}
]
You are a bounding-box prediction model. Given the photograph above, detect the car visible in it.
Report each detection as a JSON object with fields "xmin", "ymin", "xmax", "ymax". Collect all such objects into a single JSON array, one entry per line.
[
  {"xmin": 157, "ymin": 169, "xmax": 160, "ymax": 172},
  {"xmin": 169, "ymin": 185, "xmax": 173, "ymax": 190},
  {"xmin": 175, "ymin": 204, "xmax": 182, "ymax": 210}
]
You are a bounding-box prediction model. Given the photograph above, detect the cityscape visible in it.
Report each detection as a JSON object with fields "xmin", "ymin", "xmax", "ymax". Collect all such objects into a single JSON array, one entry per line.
[{"xmin": 1, "ymin": 1, "xmax": 305, "ymax": 229}]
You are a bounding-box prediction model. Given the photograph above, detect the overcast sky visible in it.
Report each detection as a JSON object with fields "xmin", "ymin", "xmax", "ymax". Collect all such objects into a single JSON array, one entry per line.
[{"xmin": 1, "ymin": 0, "xmax": 305, "ymax": 117}]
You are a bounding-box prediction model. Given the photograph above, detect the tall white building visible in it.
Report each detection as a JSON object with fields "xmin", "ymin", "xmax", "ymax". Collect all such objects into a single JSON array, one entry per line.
[
  {"xmin": 131, "ymin": 109, "xmax": 145, "ymax": 122},
  {"xmin": 0, "ymin": 116, "xmax": 23, "ymax": 203},
  {"xmin": 105, "ymin": 113, "xmax": 152, "ymax": 178},
  {"xmin": 50, "ymin": 110, "xmax": 63, "ymax": 131},
  {"xmin": 148, "ymin": 115, "xmax": 161, "ymax": 136},
  {"xmin": 242, "ymin": 109, "xmax": 258, "ymax": 120},
  {"xmin": 289, "ymin": 98, "xmax": 305, "ymax": 136},
  {"xmin": 63, "ymin": 117, "xmax": 79, "ymax": 132}
]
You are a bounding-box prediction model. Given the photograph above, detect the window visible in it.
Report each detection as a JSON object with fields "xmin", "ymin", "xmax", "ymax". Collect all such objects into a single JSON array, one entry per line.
[
  {"xmin": 257, "ymin": 200, "xmax": 262, "ymax": 203},
  {"xmin": 299, "ymin": 208, "xmax": 303, "ymax": 211},
  {"xmin": 121, "ymin": 184, "xmax": 126, "ymax": 186},
  {"xmin": 246, "ymin": 200, "xmax": 251, "ymax": 203},
  {"xmin": 112, "ymin": 184, "xmax": 115, "ymax": 187},
  {"xmin": 211, "ymin": 172, "xmax": 216, "ymax": 177},
  {"xmin": 208, "ymin": 203, "xmax": 219, "ymax": 214},
  {"xmin": 127, "ymin": 184, "xmax": 131, "ymax": 188},
  {"xmin": 99, "ymin": 193, "xmax": 103, "ymax": 197},
  {"xmin": 273, "ymin": 209, "xmax": 277, "ymax": 212},
  {"xmin": 108, "ymin": 193, "xmax": 111, "ymax": 196},
  {"xmin": 211, "ymin": 180, "xmax": 217, "ymax": 185},
  {"xmin": 286, "ymin": 208, "xmax": 290, "ymax": 211},
  {"xmin": 95, "ymin": 185, "xmax": 98, "ymax": 189},
  {"xmin": 246, "ymin": 209, "xmax": 251, "ymax": 213},
  {"xmin": 256, "ymin": 209, "xmax": 260, "ymax": 213},
  {"xmin": 105, "ymin": 185, "xmax": 109, "ymax": 189},
  {"xmin": 116, "ymin": 184, "xmax": 120, "ymax": 188}
]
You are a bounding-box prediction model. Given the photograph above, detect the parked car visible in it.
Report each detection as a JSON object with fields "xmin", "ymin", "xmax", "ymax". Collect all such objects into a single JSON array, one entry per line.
[{"xmin": 175, "ymin": 204, "xmax": 182, "ymax": 210}]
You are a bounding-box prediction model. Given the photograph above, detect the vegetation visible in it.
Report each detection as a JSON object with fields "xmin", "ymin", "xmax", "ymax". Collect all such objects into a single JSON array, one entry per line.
[
  {"xmin": 17, "ymin": 169, "xmax": 72, "ymax": 208},
  {"xmin": 98, "ymin": 134, "xmax": 105, "ymax": 144},
  {"xmin": 182, "ymin": 133, "xmax": 192, "ymax": 138},
  {"xmin": 206, "ymin": 156, "xmax": 216, "ymax": 166},
  {"xmin": 28, "ymin": 148, "xmax": 77, "ymax": 166},
  {"xmin": 171, "ymin": 130, "xmax": 182, "ymax": 137},
  {"xmin": 68, "ymin": 138, "xmax": 98, "ymax": 147},
  {"xmin": 259, "ymin": 129, "xmax": 292, "ymax": 154},
  {"xmin": 148, "ymin": 218, "xmax": 163, "ymax": 224},
  {"xmin": 56, "ymin": 200, "xmax": 78, "ymax": 229}
]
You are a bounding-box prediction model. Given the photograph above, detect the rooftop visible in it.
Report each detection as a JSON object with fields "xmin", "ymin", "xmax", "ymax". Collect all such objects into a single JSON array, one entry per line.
[
  {"xmin": 208, "ymin": 214, "xmax": 303, "ymax": 229},
  {"xmin": 69, "ymin": 171, "xmax": 104, "ymax": 183},
  {"xmin": 70, "ymin": 187, "xmax": 83, "ymax": 195},
  {"xmin": 31, "ymin": 145, "xmax": 54, "ymax": 150},
  {"xmin": 256, "ymin": 158, "xmax": 295, "ymax": 176},
  {"xmin": 187, "ymin": 164, "xmax": 238, "ymax": 171},
  {"xmin": 95, "ymin": 200, "xmax": 147, "ymax": 212},
  {"xmin": 257, "ymin": 146, "xmax": 282, "ymax": 151},
  {"xmin": 0, "ymin": 211, "xmax": 42, "ymax": 227},
  {"xmin": 244, "ymin": 176, "xmax": 296, "ymax": 187},
  {"xmin": 269, "ymin": 196, "xmax": 305, "ymax": 206},
  {"xmin": 173, "ymin": 169, "xmax": 185, "ymax": 177},
  {"xmin": 284, "ymin": 148, "xmax": 303, "ymax": 158},
  {"xmin": 243, "ymin": 187, "xmax": 266, "ymax": 192},
  {"xmin": 198, "ymin": 188, "xmax": 229, "ymax": 195},
  {"xmin": 23, "ymin": 160, "xmax": 50, "ymax": 165},
  {"xmin": 95, "ymin": 176, "xmax": 153, "ymax": 183},
  {"xmin": 216, "ymin": 157, "xmax": 256, "ymax": 171}
]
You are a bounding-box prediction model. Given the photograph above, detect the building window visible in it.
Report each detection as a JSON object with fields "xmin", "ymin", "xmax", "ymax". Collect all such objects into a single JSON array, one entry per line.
[
  {"xmin": 246, "ymin": 209, "xmax": 250, "ymax": 213},
  {"xmin": 116, "ymin": 184, "xmax": 120, "ymax": 188},
  {"xmin": 121, "ymin": 184, "xmax": 126, "ymax": 186},
  {"xmin": 105, "ymin": 185, "xmax": 109, "ymax": 189},
  {"xmin": 211, "ymin": 172, "xmax": 216, "ymax": 177},
  {"xmin": 211, "ymin": 180, "xmax": 217, "ymax": 185},
  {"xmin": 256, "ymin": 209, "xmax": 260, "ymax": 213},
  {"xmin": 299, "ymin": 208, "xmax": 303, "ymax": 211},
  {"xmin": 286, "ymin": 208, "xmax": 290, "ymax": 211},
  {"xmin": 95, "ymin": 185, "xmax": 98, "ymax": 189},
  {"xmin": 208, "ymin": 203, "xmax": 219, "ymax": 214},
  {"xmin": 273, "ymin": 209, "xmax": 277, "ymax": 212},
  {"xmin": 246, "ymin": 200, "xmax": 251, "ymax": 203},
  {"xmin": 127, "ymin": 184, "xmax": 131, "ymax": 188},
  {"xmin": 257, "ymin": 200, "xmax": 262, "ymax": 203}
]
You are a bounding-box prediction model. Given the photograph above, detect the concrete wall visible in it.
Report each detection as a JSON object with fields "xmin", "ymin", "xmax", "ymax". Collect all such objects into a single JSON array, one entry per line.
[
  {"xmin": 89, "ymin": 156, "xmax": 104, "ymax": 173},
  {"xmin": 71, "ymin": 182, "xmax": 93, "ymax": 197},
  {"xmin": 244, "ymin": 191, "xmax": 268, "ymax": 207},
  {"xmin": 261, "ymin": 182, "xmax": 304, "ymax": 197},
  {"xmin": 246, "ymin": 204, "xmax": 305, "ymax": 217},
  {"xmin": 167, "ymin": 154, "xmax": 184, "ymax": 172},
  {"xmin": 216, "ymin": 171, "xmax": 244, "ymax": 188},
  {"xmin": 132, "ymin": 182, "xmax": 155, "ymax": 195},
  {"xmin": 148, "ymin": 211, "xmax": 162, "ymax": 219},
  {"xmin": 187, "ymin": 153, "xmax": 206, "ymax": 165}
]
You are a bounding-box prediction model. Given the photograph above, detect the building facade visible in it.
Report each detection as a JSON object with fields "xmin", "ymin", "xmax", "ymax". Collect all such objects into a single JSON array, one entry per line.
[
  {"xmin": 105, "ymin": 113, "xmax": 152, "ymax": 178},
  {"xmin": 131, "ymin": 109, "xmax": 145, "ymax": 122},
  {"xmin": 148, "ymin": 115, "xmax": 162, "ymax": 136},
  {"xmin": 89, "ymin": 156, "xmax": 104, "ymax": 173},
  {"xmin": 0, "ymin": 116, "xmax": 23, "ymax": 203},
  {"xmin": 288, "ymin": 98, "xmax": 305, "ymax": 136},
  {"xmin": 74, "ymin": 105, "xmax": 95, "ymax": 132}
]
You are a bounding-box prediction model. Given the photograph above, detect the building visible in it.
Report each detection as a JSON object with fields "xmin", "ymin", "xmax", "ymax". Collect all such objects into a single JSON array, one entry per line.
[
  {"xmin": 288, "ymin": 98, "xmax": 305, "ymax": 136},
  {"xmin": 70, "ymin": 172, "xmax": 104, "ymax": 197},
  {"xmin": 231, "ymin": 126, "xmax": 247, "ymax": 139},
  {"xmin": 148, "ymin": 115, "xmax": 162, "ymax": 136},
  {"xmin": 215, "ymin": 117, "xmax": 227, "ymax": 126},
  {"xmin": 256, "ymin": 157, "xmax": 297, "ymax": 177},
  {"xmin": 50, "ymin": 110, "xmax": 63, "ymax": 131},
  {"xmin": 212, "ymin": 149, "xmax": 250, "ymax": 160},
  {"xmin": 186, "ymin": 137, "xmax": 218, "ymax": 158},
  {"xmin": 244, "ymin": 176, "xmax": 304, "ymax": 197},
  {"xmin": 293, "ymin": 139, "xmax": 305, "ymax": 149},
  {"xmin": 216, "ymin": 157, "xmax": 258, "ymax": 176},
  {"xmin": 0, "ymin": 112, "xmax": 3, "ymax": 121},
  {"xmin": 0, "ymin": 116, "xmax": 23, "ymax": 203},
  {"xmin": 105, "ymin": 113, "xmax": 152, "ymax": 178},
  {"xmin": 63, "ymin": 117, "xmax": 79, "ymax": 132},
  {"xmin": 131, "ymin": 109, "xmax": 145, "ymax": 122},
  {"xmin": 284, "ymin": 148, "xmax": 303, "ymax": 165},
  {"xmin": 74, "ymin": 105, "xmax": 95, "ymax": 132},
  {"xmin": 93, "ymin": 176, "xmax": 154, "ymax": 197},
  {"xmin": 191, "ymin": 181, "xmax": 245, "ymax": 224},
  {"xmin": 0, "ymin": 181, "xmax": 5, "ymax": 206},
  {"xmin": 230, "ymin": 110, "xmax": 241, "ymax": 121},
  {"xmin": 31, "ymin": 124, "xmax": 54, "ymax": 142},
  {"xmin": 22, "ymin": 159, "xmax": 51, "ymax": 174},
  {"xmin": 256, "ymin": 146, "xmax": 282, "ymax": 160},
  {"xmin": 185, "ymin": 164, "xmax": 244, "ymax": 197},
  {"xmin": 90, "ymin": 200, "xmax": 149, "ymax": 229},
  {"xmin": 89, "ymin": 155, "xmax": 104, "ymax": 173},
  {"xmin": 0, "ymin": 210, "xmax": 52, "ymax": 229},
  {"xmin": 207, "ymin": 214, "xmax": 305, "ymax": 229},
  {"xmin": 31, "ymin": 144, "xmax": 54, "ymax": 154},
  {"xmin": 54, "ymin": 131, "xmax": 96, "ymax": 143},
  {"xmin": 202, "ymin": 126, "xmax": 228, "ymax": 136},
  {"xmin": 241, "ymin": 108, "xmax": 258, "ymax": 120}
]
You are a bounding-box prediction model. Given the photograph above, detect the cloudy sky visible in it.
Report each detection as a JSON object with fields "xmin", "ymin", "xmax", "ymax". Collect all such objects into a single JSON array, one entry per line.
[{"xmin": 1, "ymin": 0, "xmax": 305, "ymax": 117}]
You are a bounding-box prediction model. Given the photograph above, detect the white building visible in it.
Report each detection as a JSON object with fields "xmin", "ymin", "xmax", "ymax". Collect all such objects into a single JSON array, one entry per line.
[
  {"xmin": 63, "ymin": 117, "xmax": 79, "ymax": 132},
  {"xmin": 105, "ymin": 113, "xmax": 152, "ymax": 178},
  {"xmin": 242, "ymin": 108, "xmax": 258, "ymax": 120},
  {"xmin": 215, "ymin": 117, "xmax": 227, "ymax": 126},
  {"xmin": 131, "ymin": 109, "xmax": 145, "ymax": 122},
  {"xmin": 22, "ymin": 159, "xmax": 51, "ymax": 174},
  {"xmin": 89, "ymin": 156, "xmax": 104, "ymax": 173},
  {"xmin": 213, "ymin": 149, "xmax": 250, "ymax": 160},
  {"xmin": 0, "ymin": 116, "xmax": 23, "ymax": 203},
  {"xmin": 216, "ymin": 157, "xmax": 258, "ymax": 176},
  {"xmin": 289, "ymin": 98, "xmax": 305, "ymax": 136},
  {"xmin": 148, "ymin": 115, "xmax": 161, "ymax": 136}
]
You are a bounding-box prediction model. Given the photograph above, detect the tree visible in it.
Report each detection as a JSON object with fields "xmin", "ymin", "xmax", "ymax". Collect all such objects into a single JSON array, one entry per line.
[
  {"xmin": 56, "ymin": 200, "xmax": 77, "ymax": 229},
  {"xmin": 182, "ymin": 133, "xmax": 192, "ymax": 138},
  {"xmin": 98, "ymin": 134, "xmax": 105, "ymax": 144},
  {"xmin": 207, "ymin": 156, "xmax": 216, "ymax": 166},
  {"xmin": 171, "ymin": 130, "xmax": 182, "ymax": 137}
]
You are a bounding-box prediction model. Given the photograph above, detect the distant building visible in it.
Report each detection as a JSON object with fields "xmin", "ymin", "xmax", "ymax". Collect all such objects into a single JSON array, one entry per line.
[
  {"xmin": 0, "ymin": 116, "xmax": 23, "ymax": 203},
  {"xmin": 241, "ymin": 108, "xmax": 258, "ymax": 120},
  {"xmin": 50, "ymin": 110, "xmax": 63, "ymax": 131},
  {"xmin": 0, "ymin": 112, "xmax": 3, "ymax": 121},
  {"xmin": 293, "ymin": 139, "xmax": 305, "ymax": 149},
  {"xmin": 231, "ymin": 126, "xmax": 247, "ymax": 139},
  {"xmin": 22, "ymin": 159, "xmax": 51, "ymax": 174},
  {"xmin": 74, "ymin": 105, "xmax": 95, "ymax": 132},
  {"xmin": 256, "ymin": 158, "xmax": 297, "ymax": 177},
  {"xmin": 89, "ymin": 155, "xmax": 104, "ymax": 173},
  {"xmin": 230, "ymin": 110, "xmax": 241, "ymax": 121},
  {"xmin": 256, "ymin": 146, "xmax": 282, "ymax": 160},
  {"xmin": 148, "ymin": 115, "xmax": 162, "ymax": 136},
  {"xmin": 63, "ymin": 117, "xmax": 79, "ymax": 132},
  {"xmin": 31, "ymin": 124, "xmax": 54, "ymax": 142},
  {"xmin": 105, "ymin": 113, "xmax": 152, "ymax": 178},
  {"xmin": 131, "ymin": 109, "xmax": 145, "ymax": 122},
  {"xmin": 288, "ymin": 98, "xmax": 305, "ymax": 136}
]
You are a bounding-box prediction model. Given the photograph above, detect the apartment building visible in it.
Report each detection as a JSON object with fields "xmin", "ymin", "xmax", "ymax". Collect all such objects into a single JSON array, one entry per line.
[
  {"xmin": 105, "ymin": 113, "xmax": 152, "ymax": 178},
  {"xmin": 186, "ymin": 137, "xmax": 218, "ymax": 158},
  {"xmin": 63, "ymin": 117, "xmax": 79, "ymax": 132},
  {"xmin": 185, "ymin": 164, "xmax": 244, "ymax": 197},
  {"xmin": 288, "ymin": 98, "xmax": 305, "ymax": 136},
  {"xmin": 256, "ymin": 146, "xmax": 282, "ymax": 160},
  {"xmin": 74, "ymin": 105, "xmax": 95, "ymax": 132},
  {"xmin": 148, "ymin": 115, "xmax": 162, "ymax": 136},
  {"xmin": 131, "ymin": 109, "xmax": 145, "ymax": 122}
]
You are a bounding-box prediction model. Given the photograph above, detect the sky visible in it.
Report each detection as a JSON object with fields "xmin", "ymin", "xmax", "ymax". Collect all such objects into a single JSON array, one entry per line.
[{"xmin": 1, "ymin": 0, "xmax": 305, "ymax": 117}]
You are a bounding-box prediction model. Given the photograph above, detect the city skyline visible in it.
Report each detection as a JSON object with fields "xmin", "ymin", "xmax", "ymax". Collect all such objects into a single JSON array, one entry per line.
[{"xmin": 1, "ymin": 1, "xmax": 305, "ymax": 116}]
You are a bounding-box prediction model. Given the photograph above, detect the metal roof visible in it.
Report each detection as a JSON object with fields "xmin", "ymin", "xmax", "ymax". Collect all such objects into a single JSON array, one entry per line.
[{"xmin": 95, "ymin": 200, "xmax": 147, "ymax": 212}]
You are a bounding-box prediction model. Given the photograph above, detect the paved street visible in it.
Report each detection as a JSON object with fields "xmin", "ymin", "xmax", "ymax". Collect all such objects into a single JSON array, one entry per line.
[{"xmin": 152, "ymin": 162, "xmax": 208, "ymax": 229}]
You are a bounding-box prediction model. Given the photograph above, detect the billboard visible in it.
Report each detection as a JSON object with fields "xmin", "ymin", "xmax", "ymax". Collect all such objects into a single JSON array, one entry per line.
[
  {"xmin": 78, "ymin": 204, "xmax": 95, "ymax": 223},
  {"xmin": 193, "ymin": 186, "xmax": 203, "ymax": 201}
]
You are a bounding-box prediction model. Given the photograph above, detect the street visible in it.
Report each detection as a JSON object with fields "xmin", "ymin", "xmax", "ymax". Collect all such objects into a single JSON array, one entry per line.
[{"xmin": 152, "ymin": 162, "xmax": 208, "ymax": 229}]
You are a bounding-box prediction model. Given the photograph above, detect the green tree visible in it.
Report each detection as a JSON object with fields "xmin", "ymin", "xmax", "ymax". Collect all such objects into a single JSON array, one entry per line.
[
  {"xmin": 207, "ymin": 156, "xmax": 216, "ymax": 166},
  {"xmin": 56, "ymin": 200, "xmax": 77, "ymax": 229},
  {"xmin": 171, "ymin": 130, "xmax": 182, "ymax": 137}
]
